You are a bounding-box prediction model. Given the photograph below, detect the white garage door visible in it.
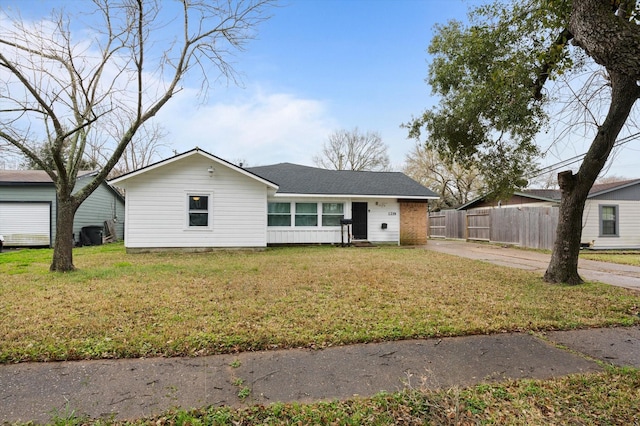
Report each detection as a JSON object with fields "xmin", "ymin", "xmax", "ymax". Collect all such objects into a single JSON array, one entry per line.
[{"xmin": 0, "ymin": 202, "xmax": 51, "ymax": 246}]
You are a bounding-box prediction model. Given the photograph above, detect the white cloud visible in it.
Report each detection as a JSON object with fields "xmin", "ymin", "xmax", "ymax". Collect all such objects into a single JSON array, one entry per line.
[{"xmin": 155, "ymin": 87, "xmax": 338, "ymax": 166}]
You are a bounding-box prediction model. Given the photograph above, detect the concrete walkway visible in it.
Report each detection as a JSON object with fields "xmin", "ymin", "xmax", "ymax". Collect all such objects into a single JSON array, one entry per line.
[
  {"xmin": 2, "ymin": 327, "xmax": 640, "ymax": 424},
  {"xmin": 423, "ymin": 239, "xmax": 640, "ymax": 291}
]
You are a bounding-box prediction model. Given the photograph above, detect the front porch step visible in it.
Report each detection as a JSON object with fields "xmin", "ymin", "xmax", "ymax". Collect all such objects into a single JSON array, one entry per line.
[{"xmin": 351, "ymin": 240, "xmax": 376, "ymax": 248}]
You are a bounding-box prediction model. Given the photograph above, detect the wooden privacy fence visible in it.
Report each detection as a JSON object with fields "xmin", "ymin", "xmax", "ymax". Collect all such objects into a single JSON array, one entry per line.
[{"xmin": 429, "ymin": 207, "xmax": 559, "ymax": 250}]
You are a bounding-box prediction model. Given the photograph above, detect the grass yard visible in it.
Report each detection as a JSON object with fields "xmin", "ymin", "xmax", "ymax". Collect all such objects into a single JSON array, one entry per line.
[
  {"xmin": 1, "ymin": 243, "xmax": 639, "ymax": 364},
  {"xmin": 580, "ymin": 250, "xmax": 640, "ymax": 266}
]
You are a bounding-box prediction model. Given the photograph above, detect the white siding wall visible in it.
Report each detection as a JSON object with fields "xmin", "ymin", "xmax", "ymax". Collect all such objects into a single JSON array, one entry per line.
[
  {"xmin": 266, "ymin": 197, "xmax": 400, "ymax": 244},
  {"xmin": 582, "ymin": 200, "xmax": 640, "ymax": 248},
  {"xmin": 365, "ymin": 199, "xmax": 400, "ymax": 243},
  {"xmin": 123, "ymin": 156, "xmax": 269, "ymax": 248}
]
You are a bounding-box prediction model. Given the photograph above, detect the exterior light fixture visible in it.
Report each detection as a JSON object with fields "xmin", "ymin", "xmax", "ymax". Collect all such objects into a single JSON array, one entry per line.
[{"xmin": 208, "ymin": 166, "xmax": 215, "ymax": 176}]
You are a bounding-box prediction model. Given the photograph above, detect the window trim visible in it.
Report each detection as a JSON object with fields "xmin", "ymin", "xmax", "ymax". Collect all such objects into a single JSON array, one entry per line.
[
  {"xmin": 186, "ymin": 192, "xmax": 212, "ymax": 229},
  {"xmin": 599, "ymin": 204, "xmax": 618, "ymax": 237},
  {"xmin": 267, "ymin": 202, "xmax": 292, "ymax": 227},
  {"xmin": 321, "ymin": 202, "xmax": 345, "ymax": 227},
  {"xmin": 265, "ymin": 201, "xmax": 347, "ymax": 228},
  {"xmin": 295, "ymin": 202, "xmax": 318, "ymax": 227}
]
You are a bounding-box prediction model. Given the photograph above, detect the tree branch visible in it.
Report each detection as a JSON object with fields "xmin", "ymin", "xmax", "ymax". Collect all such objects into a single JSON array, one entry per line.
[{"xmin": 532, "ymin": 27, "xmax": 574, "ymax": 101}]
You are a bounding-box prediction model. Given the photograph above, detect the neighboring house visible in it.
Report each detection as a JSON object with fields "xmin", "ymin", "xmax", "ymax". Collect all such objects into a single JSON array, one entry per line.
[
  {"xmin": 457, "ymin": 189, "xmax": 560, "ymax": 210},
  {"xmin": 458, "ymin": 179, "xmax": 640, "ymax": 249},
  {"xmin": 0, "ymin": 170, "xmax": 125, "ymax": 247},
  {"xmin": 109, "ymin": 148, "xmax": 439, "ymax": 251},
  {"xmin": 582, "ymin": 179, "xmax": 640, "ymax": 249}
]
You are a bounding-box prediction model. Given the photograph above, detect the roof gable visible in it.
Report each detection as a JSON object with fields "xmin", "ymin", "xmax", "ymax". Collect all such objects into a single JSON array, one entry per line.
[
  {"xmin": 587, "ymin": 179, "xmax": 640, "ymax": 199},
  {"xmin": 457, "ymin": 189, "xmax": 560, "ymax": 210},
  {"xmin": 247, "ymin": 163, "xmax": 438, "ymax": 199},
  {"xmin": 108, "ymin": 148, "xmax": 279, "ymax": 189}
]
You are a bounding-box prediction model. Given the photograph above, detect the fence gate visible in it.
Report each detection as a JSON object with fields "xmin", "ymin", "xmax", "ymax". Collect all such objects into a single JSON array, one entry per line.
[
  {"xmin": 428, "ymin": 210, "xmax": 466, "ymax": 239},
  {"xmin": 466, "ymin": 209, "xmax": 490, "ymax": 241}
]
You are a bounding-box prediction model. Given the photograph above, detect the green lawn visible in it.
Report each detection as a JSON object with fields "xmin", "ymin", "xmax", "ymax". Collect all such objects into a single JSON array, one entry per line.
[
  {"xmin": 2, "ymin": 244, "xmax": 640, "ymax": 425},
  {"xmin": 1, "ymin": 243, "xmax": 638, "ymax": 363}
]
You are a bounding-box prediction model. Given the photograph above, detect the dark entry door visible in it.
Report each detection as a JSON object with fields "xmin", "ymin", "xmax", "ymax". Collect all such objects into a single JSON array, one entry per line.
[{"xmin": 352, "ymin": 202, "xmax": 368, "ymax": 240}]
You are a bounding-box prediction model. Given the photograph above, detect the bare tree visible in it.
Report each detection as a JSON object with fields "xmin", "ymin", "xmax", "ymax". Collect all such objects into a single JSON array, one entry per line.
[
  {"xmin": 403, "ymin": 144, "xmax": 483, "ymax": 210},
  {"xmin": 313, "ymin": 128, "xmax": 391, "ymax": 171},
  {"xmin": 0, "ymin": 0, "xmax": 273, "ymax": 271},
  {"xmin": 527, "ymin": 170, "xmax": 560, "ymax": 190},
  {"xmin": 85, "ymin": 118, "xmax": 170, "ymax": 179},
  {"xmin": 595, "ymin": 175, "xmax": 631, "ymax": 185},
  {"xmin": 0, "ymin": 143, "xmax": 22, "ymax": 169}
]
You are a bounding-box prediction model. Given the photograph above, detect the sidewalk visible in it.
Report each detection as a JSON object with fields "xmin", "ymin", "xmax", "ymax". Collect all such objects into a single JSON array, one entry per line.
[{"xmin": 2, "ymin": 327, "xmax": 639, "ymax": 424}]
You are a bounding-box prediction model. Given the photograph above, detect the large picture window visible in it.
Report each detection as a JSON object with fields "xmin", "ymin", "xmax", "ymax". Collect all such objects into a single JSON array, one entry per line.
[
  {"xmin": 268, "ymin": 202, "xmax": 291, "ymax": 226},
  {"xmin": 322, "ymin": 203, "xmax": 344, "ymax": 226},
  {"xmin": 600, "ymin": 205, "xmax": 618, "ymax": 236},
  {"xmin": 188, "ymin": 195, "xmax": 209, "ymax": 227},
  {"xmin": 295, "ymin": 202, "xmax": 318, "ymax": 226}
]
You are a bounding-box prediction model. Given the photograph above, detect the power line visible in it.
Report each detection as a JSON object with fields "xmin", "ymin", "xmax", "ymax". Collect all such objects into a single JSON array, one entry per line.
[{"xmin": 526, "ymin": 132, "xmax": 640, "ymax": 180}]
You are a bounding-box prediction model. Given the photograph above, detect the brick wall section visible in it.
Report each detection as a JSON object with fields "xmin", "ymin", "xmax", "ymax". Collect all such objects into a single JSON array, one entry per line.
[{"xmin": 399, "ymin": 200, "xmax": 428, "ymax": 245}]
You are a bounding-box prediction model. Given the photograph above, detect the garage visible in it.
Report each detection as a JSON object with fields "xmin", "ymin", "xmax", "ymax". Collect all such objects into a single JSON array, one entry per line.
[{"xmin": 0, "ymin": 202, "xmax": 51, "ymax": 247}]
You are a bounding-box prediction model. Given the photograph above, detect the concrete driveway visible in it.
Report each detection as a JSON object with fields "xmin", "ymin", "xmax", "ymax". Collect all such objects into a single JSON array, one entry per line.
[{"xmin": 423, "ymin": 239, "xmax": 640, "ymax": 291}]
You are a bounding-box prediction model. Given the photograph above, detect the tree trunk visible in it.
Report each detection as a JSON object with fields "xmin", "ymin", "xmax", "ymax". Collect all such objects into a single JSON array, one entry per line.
[
  {"xmin": 50, "ymin": 196, "xmax": 79, "ymax": 272},
  {"xmin": 544, "ymin": 171, "xmax": 588, "ymax": 284},
  {"xmin": 544, "ymin": 72, "xmax": 640, "ymax": 284}
]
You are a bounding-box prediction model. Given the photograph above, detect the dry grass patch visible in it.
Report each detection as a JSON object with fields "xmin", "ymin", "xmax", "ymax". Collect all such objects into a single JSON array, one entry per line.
[
  {"xmin": 580, "ymin": 251, "xmax": 640, "ymax": 266},
  {"xmin": 1, "ymin": 244, "xmax": 638, "ymax": 363}
]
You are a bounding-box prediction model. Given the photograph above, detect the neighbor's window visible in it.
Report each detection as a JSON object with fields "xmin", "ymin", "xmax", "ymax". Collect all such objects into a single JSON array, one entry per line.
[
  {"xmin": 322, "ymin": 203, "xmax": 344, "ymax": 226},
  {"xmin": 268, "ymin": 202, "xmax": 291, "ymax": 226},
  {"xmin": 188, "ymin": 195, "xmax": 209, "ymax": 227},
  {"xmin": 600, "ymin": 205, "xmax": 618, "ymax": 236},
  {"xmin": 295, "ymin": 202, "xmax": 318, "ymax": 226}
]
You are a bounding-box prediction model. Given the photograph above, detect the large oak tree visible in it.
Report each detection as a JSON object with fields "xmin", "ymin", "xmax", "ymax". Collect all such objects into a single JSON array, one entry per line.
[
  {"xmin": 0, "ymin": 0, "xmax": 273, "ymax": 271},
  {"xmin": 409, "ymin": 0, "xmax": 640, "ymax": 284}
]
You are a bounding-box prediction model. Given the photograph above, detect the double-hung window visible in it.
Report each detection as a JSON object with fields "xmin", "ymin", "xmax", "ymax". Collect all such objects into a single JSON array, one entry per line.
[
  {"xmin": 295, "ymin": 203, "xmax": 318, "ymax": 226},
  {"xmin": 322, "ymin": 203, "xmax": 344, "ymax": 226},
  {"xmin": 599, "ymin": 205, "xmax": 618, "ymax": 237},
  {"xmin": 268, "ymin": 202, "xmax": 291, "ymax": 226},
  {"xmin": 188, "ymin": 194, "xmax": 209, "ymax": 227}
]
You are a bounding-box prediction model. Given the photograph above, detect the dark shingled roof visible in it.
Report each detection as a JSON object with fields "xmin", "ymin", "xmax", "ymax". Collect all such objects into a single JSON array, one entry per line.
[
  {"xmin": 247, "ymin": 163, "xmax": 438, "ymax": 198},
  {"xmin": 520, "ymin": 189, "xmax": 561, "ymax": 201},
  {"xmin": 521, "ymin": 179, "xmax": 640, "ymax": 200},
  {"xmin": 588, "ymin": 179, "xmax": 640, "ymax": 196}
]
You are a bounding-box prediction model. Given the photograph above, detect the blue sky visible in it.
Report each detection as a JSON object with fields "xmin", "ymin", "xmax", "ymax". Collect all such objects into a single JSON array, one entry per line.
[
  {"xmin": 4, "ymin": 0, "xmax": 639, "ymax": 178},
  {"xmin": 154, "ymin": 0, "xmax": 476, "ymax": 169}
]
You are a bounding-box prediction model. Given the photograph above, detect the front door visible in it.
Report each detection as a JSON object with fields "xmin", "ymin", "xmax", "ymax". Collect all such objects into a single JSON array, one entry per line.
[{"xmin": 352, "ymin": 202, "xmax": 368, "ymax": 240}]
